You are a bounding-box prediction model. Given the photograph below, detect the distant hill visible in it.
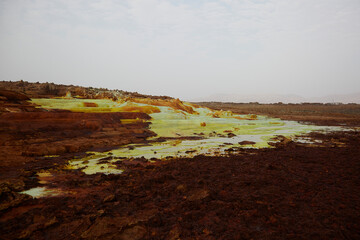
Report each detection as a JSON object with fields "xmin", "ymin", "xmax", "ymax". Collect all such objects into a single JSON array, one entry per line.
[{"xmin": 191, "ymin": 93, "xmax": 360, "ymax": 104}]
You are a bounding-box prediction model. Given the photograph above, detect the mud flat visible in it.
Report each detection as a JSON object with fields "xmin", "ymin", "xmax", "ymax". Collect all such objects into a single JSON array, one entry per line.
[{"xmin": 1, "ymin": 81, "xmax": 360, "ymax": 239}]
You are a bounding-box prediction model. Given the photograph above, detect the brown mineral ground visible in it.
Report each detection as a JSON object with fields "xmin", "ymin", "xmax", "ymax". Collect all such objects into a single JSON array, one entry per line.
[
  {"xmin": 1, "ymin": 81, "xmax": 360, "ymax": 239},
  {"xmin": 197, "ymin": 102, "xmax": 360, "ymax": 127}
]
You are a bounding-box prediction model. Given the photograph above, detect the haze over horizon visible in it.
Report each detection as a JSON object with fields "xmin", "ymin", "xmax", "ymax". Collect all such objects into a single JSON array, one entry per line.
[{"xmin": 1, "ymin": 0, "xmax": 359, "ymax": 101}]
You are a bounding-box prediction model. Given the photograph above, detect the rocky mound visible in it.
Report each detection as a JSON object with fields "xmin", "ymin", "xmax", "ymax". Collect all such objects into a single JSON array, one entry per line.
[{"xmin": 0, "ymin": 80, "xmax": 172, "ymax": 100}]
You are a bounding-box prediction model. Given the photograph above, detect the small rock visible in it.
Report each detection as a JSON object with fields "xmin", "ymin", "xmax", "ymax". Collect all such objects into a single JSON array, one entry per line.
[
  {"xmin": 118, "ymin": 225, "xmax": 146, "ymax": 240},
  {"xmin": 176, "ymin": 184, "xmax": 187, "ymax": 193},
  {"xmin": 83, "ymin": 102, "xmax": 98, "ymax": 107},
  {"xmin": 187, "ymin": 189, "xmax": 209, "ymax": 201},
  {"xmin": 239, "ymin": 141, "xmax": 256, "ymax": 145},
  {"xmin": 227, "ymin": 133, "xmax": 236, "ymax": 138},
  {"xmin": 97, "ymin": 210, "xmax": 105, "ymax": 216},
  {"xmin": 103, "ymin": 194, "xmax": 115, "ymax": 203}
]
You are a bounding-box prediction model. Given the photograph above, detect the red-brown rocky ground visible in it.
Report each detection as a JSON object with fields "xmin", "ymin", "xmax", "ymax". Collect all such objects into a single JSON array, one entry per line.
[
  {"xmin": 1, "ymin": 82, "xmax": 360, "ymax": 239},
  {"xmin": 1, "ymin": 131, "xmax": 359, "ymax": 239},
  {"xmin": 0, "ymin": 109, "xmax": 154, "ymax": 179}
]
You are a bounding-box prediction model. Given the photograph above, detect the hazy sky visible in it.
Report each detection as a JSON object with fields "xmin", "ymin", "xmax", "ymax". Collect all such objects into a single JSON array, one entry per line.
[{"xmin": 0, "ymin": 0, "xmax": 359, "ymax": 100}]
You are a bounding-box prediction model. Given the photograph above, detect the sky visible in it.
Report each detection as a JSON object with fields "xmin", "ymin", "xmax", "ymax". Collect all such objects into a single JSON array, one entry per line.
[{"xmin": 0, "ymin": 0, "xmax": 359, "ymax": 100}]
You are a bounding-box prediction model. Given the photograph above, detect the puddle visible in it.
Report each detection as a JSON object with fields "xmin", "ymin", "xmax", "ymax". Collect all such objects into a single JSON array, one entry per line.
[
  {"xmin": 294, "ymin": 137, "xmax": 324, "ymax": 144},
  {"xmin": 68, "ymin": 154, "xmax": 123, "ymax": 175},
  {"xmin": 20, "ymin": 187, "xmax": 62, "ymax": 198},
  {"xmin": 19, "ymin": 171, "xmax": 67, "ymax": 198}
]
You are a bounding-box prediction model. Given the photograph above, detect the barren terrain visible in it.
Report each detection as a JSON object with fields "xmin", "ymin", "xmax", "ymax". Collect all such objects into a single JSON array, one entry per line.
[
  {"xmin": 196, "ymin": 102, "xmax": 360, "ymax": 127},
  {"xmin": 1, "ymin": 81, "xmax": 359, "ymax": 239}
]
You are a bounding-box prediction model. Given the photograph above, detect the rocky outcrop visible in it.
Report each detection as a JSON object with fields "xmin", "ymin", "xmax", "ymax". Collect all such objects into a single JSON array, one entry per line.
[
  {"xmin": 0, "ymin": 89, "xmax": 30, "ymax": 101},
  {"xmin": 0, "ymin": 80, "xmax": 173, "ymax": 100},
  {"xmin": 0, "ymin": 111, "xmax": 154, "ymax": 156},
  {"xmin": 0, "ymin": 89, "xmax": 40, "ymax": 113},
  {"xmin": 0, "ymin": 110, "xmax": 156, "ymax": 183}
]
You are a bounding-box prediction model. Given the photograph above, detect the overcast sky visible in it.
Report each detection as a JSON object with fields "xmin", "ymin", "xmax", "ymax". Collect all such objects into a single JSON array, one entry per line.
[{"xmin": 0, "ymin": 0, "xmax": 359, "ymax": 100}]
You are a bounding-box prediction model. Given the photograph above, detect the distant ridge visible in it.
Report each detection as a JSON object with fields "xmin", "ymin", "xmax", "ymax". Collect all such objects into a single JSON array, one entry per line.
[{"xmin": 191, "ymin": 93, "xmax": 360, "ymax": 104}]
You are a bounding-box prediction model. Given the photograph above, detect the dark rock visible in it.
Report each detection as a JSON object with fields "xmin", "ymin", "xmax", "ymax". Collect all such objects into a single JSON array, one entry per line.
[
  {"xmin": 227, "ymin": 133, "xmax": 237, "ymax": 138},
  {"xmin": 239, "ymin": 141, "xmax": 256, "ymax": 145},
  {"xmin": 0, "ymin": 89, "xmax": 30, "ymax": 101}
]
